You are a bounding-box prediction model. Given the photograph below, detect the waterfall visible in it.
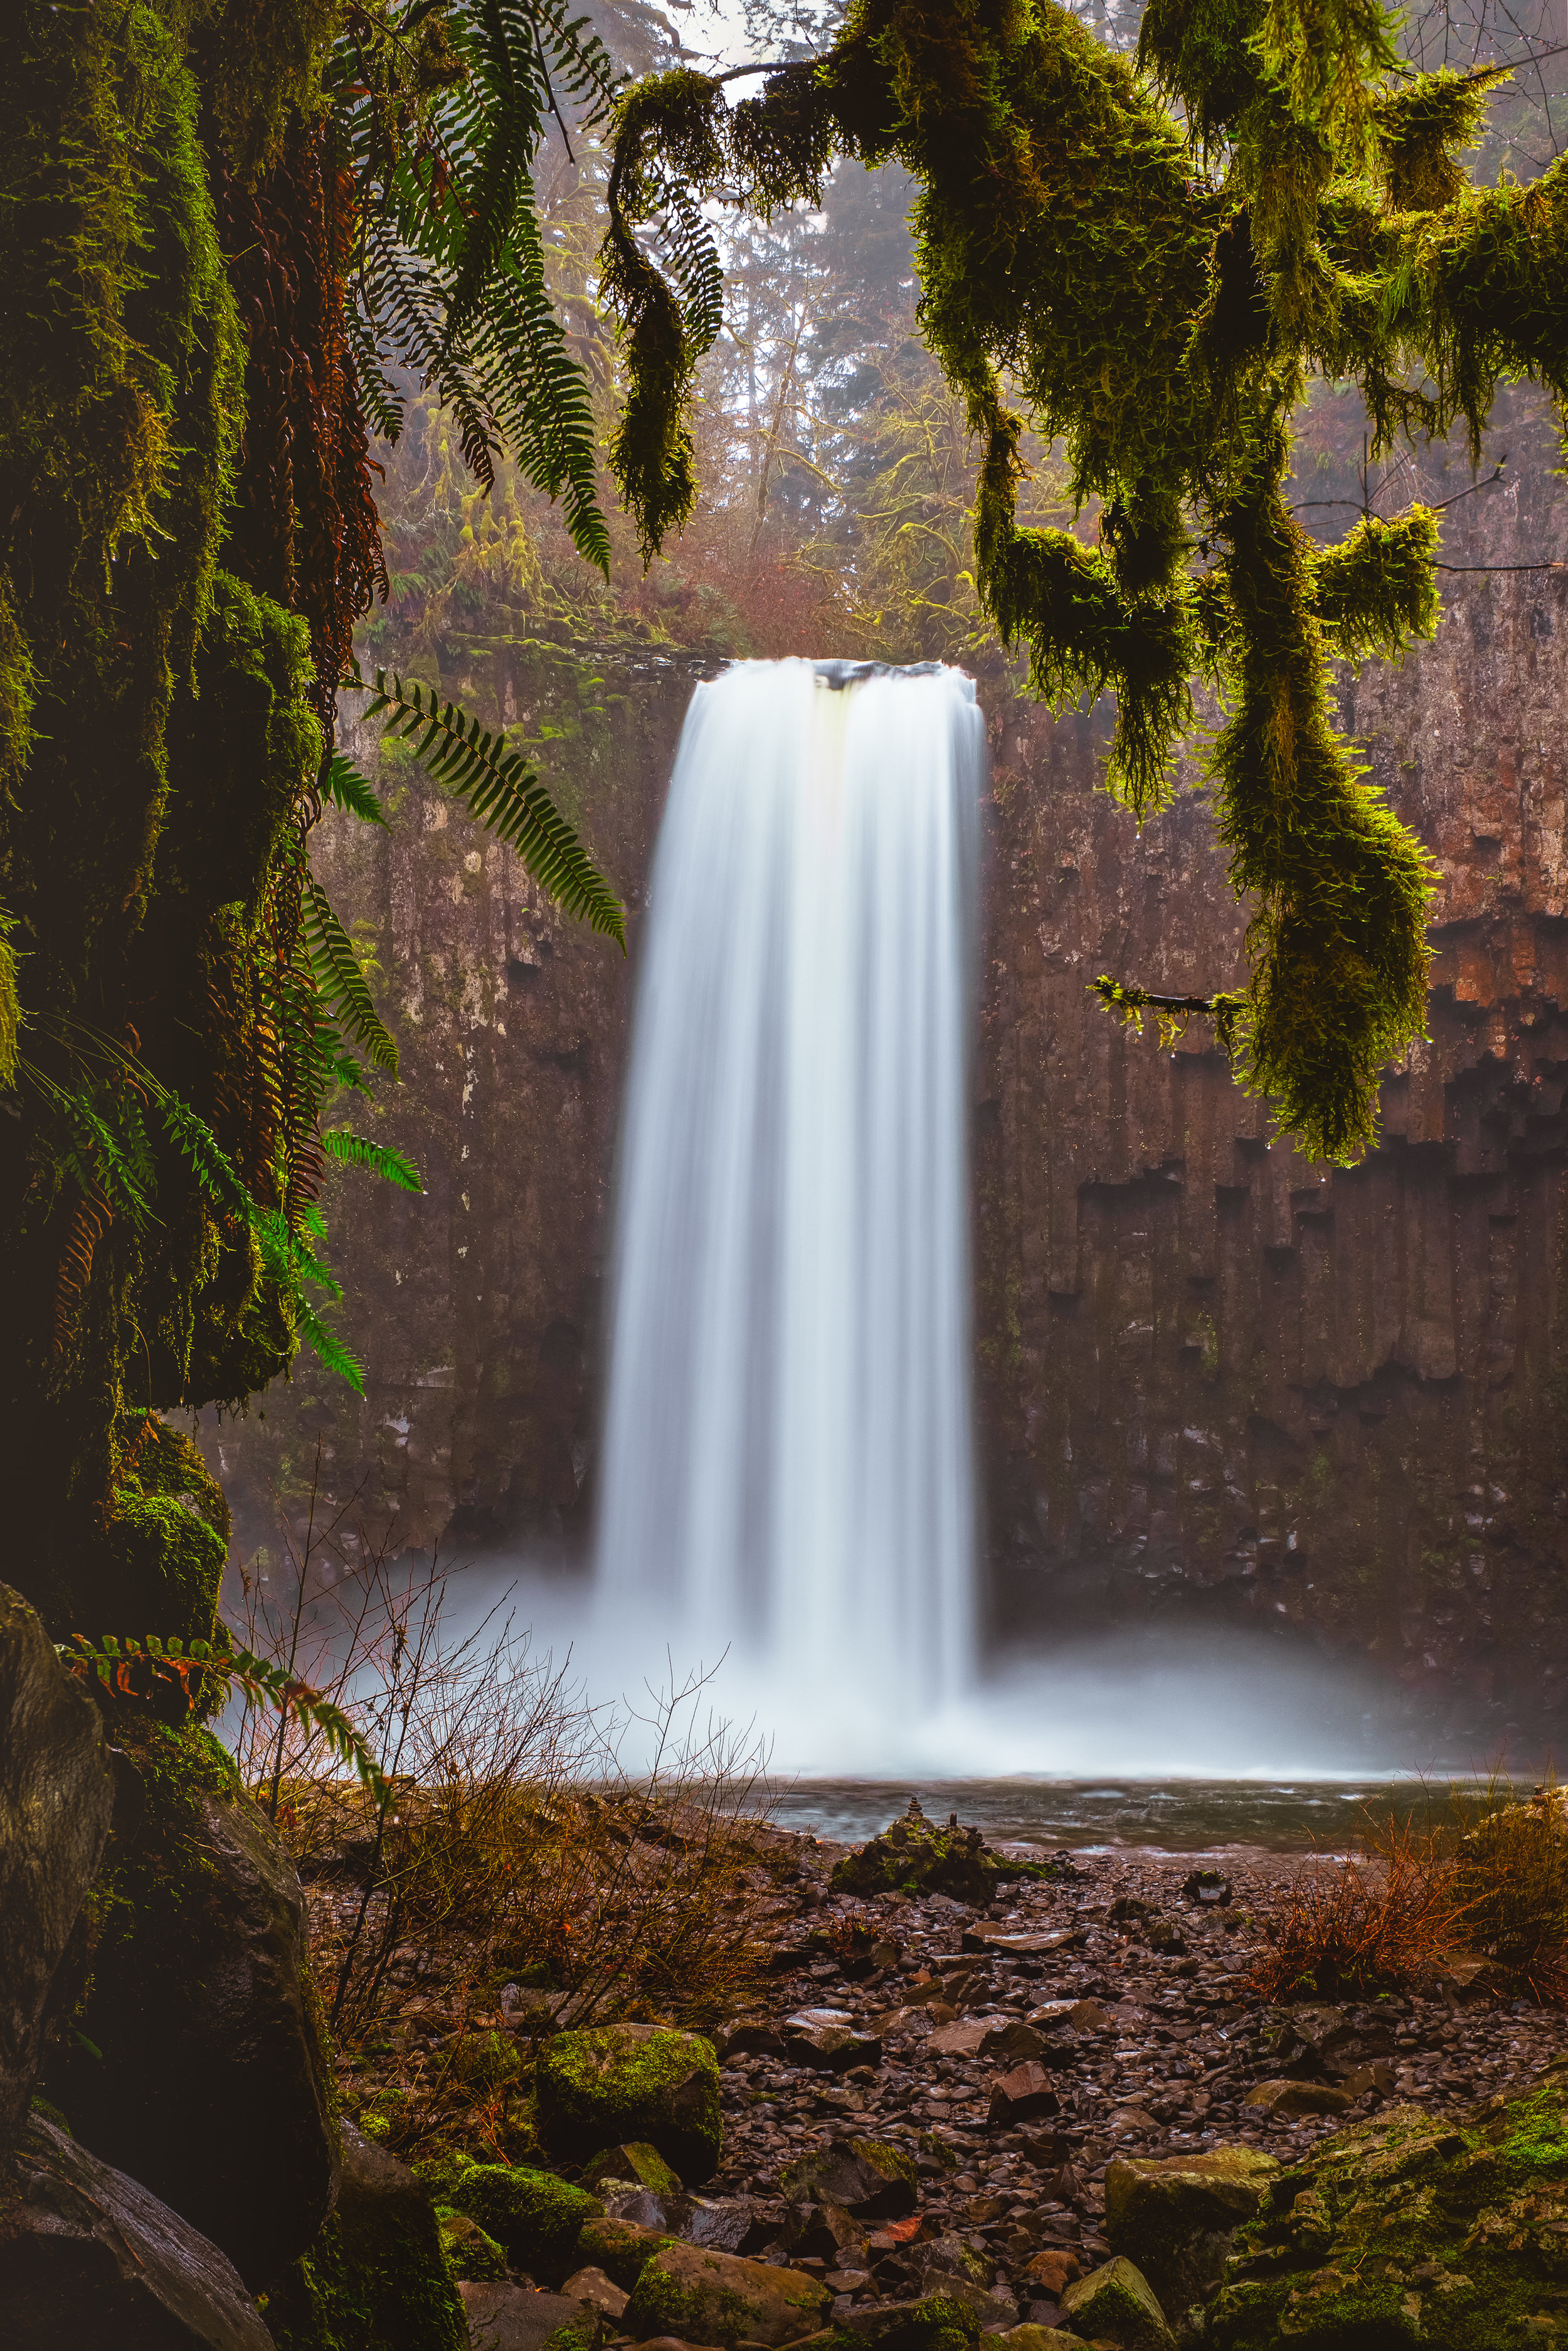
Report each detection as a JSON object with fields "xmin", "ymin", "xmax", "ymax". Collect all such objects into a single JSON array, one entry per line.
[{"xmin": 594, "ymin": 657, "xmax": 984, "ymax": 1710}]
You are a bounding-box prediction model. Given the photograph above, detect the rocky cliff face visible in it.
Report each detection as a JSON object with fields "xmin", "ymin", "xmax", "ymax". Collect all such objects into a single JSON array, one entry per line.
[{"xmin": 210, "ymin": 533, "xmax": 1568, "ymax": 1745}]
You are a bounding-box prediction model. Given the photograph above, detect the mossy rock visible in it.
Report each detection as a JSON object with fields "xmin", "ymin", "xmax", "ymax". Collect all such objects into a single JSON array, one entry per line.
[
  {"xmin": 445, "ymin": 2161, "xmax": 602, "ymax": 2286},
  {"xmin": 1209, "ymin": 2059, "xmax": 1568, "ymax": 2348},
  {"xmin": 622, "ymin": 2240, "xmax": 832, "ymax": 2345},
  {"xmin": 582, "ymin": 2140, "xmax": 684, "ymax": 2199},
  {"xmin": 455, "ymin": 2026, "xmax": 525, "ymax": 2090},
  {"xmin": 262, "ymin": 2121, "xmax": 465, "ymax": 2351},
  {"xmin": 1104, "ymin": 2146, "xmax": 1279, "ymax": 2316},
  {"xmin": 536, "ymin": 2023, "xmax": 723, "ymax": 2183},
  {"xmin": 820, "ymin": 2299, "xmax": 983, "ymax": 2351},
  {"xmin": 829, "ymin": 1797, "xmax": 1055, "ymax": 1905},
  {"xmin": 575, "ymin": 2211, "xmax": 674, "ymax": 2290},
  {"xmin": 1060, "ymin": 2255, "xmax": 1173, "ymax": 2348},
  {"xmin": 783, "ymin": 2136, "xmax": 918, "ymax": 2218},
  {"xmin": 435, "ymin": 2203, "xmax": 509, "ymax": 2282}
]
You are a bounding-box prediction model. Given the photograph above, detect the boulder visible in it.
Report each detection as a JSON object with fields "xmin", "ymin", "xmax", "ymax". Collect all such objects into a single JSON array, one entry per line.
[
  {"xmin": 0, "ymin": 1584, "xmax": 115, "ymax": 2148},
  {"xmin": 0, "ymin": 2109, "xmax": 273, "ymax": 2349},
  {"xmin": 978, "ymin": 2022, "xmax": 1048, "ymax": 2066},
  {"xmin": 563, "ymin": 2264, "xmax": 631, "ymax": 2319},
  {"xmin": 780, "ymin": 2197, "xmax": 870, "ymax": 2266},
  {"xmin": 41, "ymin": 1714, "xmax": 339, "ymax": 2288},
  {"xmin": 623, "ymin": 2239, "xmax": 832, "ymax": 2345},
  {"xmin": 928, "ymin": 2020, "xmax": 989, "ymax": 2059},
  {"xmin": 438, "ymin": 2204, "xmax": 510, "ymax": 2282},
  {"xmin": 576, "ymin": 2211, "xmax": 672, "ymax": 2288},
  {"xmin": 446, "ymin": 2163, "xmax": 603, "ymax": 2286},
  {"xmin": 462, "ymin": 2281, "xmax": 604, "ymax": 2351},
  {"xmin": 1059, "ymin": 2256, "xmax": 1173, "ymax": 2349},
  {"xmin": 583, "ymin": 2141, "xmax": 684, "ymax": 2199},
  {"xmin": 260, "ymin": 2120, "xmax": 465, "ymax": 2351},
  {"xmin": 537, "ymin": 2025, "xmax": 723, "ymax": 2183},
  {"xmin": 1209, "ymin": 2061, "xmax": 1568, "ymax": 2349},
  {"xmin": 996, "ymin": 2329, "xmax": 1084, "ymax": 2351},
  {"xmin": 1104, "ymin": 2147, "xmax": 1278, "ymax": 2315},
  {"xmin": 825, "ymin": 2295, "xmax": 984, "ymax": 2351},
  {"xmin": 783, "ymin": 2138, "xmax": 919, "ymax": 2219},
  {"xmin": 683, "ymin": 2197, "xmax": 770, "ymax": 2253}
]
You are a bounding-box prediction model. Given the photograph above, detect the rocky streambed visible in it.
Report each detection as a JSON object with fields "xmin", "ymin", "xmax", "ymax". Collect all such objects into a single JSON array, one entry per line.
[{"xmin": 424, "ymin": 1801, "xmax": 1567, "ymax": 2351}]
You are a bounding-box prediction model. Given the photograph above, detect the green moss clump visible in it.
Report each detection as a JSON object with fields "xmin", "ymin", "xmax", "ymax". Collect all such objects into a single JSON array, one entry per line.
[
  {"xmin": 573, "ymin": 2212, "xmax": 672, "ymax": 2290},
  {"xmin": 444, "ymin": 2161, "xmax": 601, "ymax": 2286},
  {"xmin": 262, "ymin": 2140, "xmax": 466, "ymax": 2351},
  {"xmin": 435, "ymin": 2204, "xmax": 508, "ymax": 2283},
  {"xmin": 536, "ymin": 2023, "xmax": 723, "ymax": 2183},
  {"xmin": 1209, "ymin": 2059, "xmax": 1568, "ymax": 2348},
  {"xmin": 830, "ymin": 1795, "xmax": 1059, "ymax": 1904}
]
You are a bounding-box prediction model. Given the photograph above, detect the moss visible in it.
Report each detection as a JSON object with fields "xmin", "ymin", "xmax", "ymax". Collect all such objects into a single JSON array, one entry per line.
[
  {"xmin": 536, "ymin": 2024, "xmax": 723, "ymax": 2182},
  {"xmin": 262, "ymin": 2171, "xmax": 466, "ymax": 2351},
  {"xmin": 1209, "ymin": 2061, "xmax": 1568, "ymax": 2349},
  {"xmin": 574, "ymin": 2212, "xmax": 673, "ymax": 2290},
  {"xmin": 831, "ymin": 1795, "xmax": 1062, "ymax": 1903},
  {"xmin": 624, "ymin": 2260, "xmax": 761, "ymax": 2347},
  {"xmin": 444, "ymin": 2162, "xmax": 601, "ymax": 2286},
  {"xmin": 435, "ymin": 2203, "xmax": 508, "ymax": 2283}
]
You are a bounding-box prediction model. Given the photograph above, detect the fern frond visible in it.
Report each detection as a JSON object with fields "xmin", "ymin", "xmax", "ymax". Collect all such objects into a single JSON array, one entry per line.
[
  {"xmin": 301, "ymin": 881, "xmax": 400, "ymax": 1076},
  {"xmin": 320, "ymin": 753, "xmax": 388, "ymax": 826},
  {"xmin": 60, "ymin": 1633, "xmax": 389, "ymax": 1805},
  {"xmin": 322, "ymin": 1128, "xmax": 422, "ymax": 1191},
  {"xmin": 360, "ymin": 668, "xmax": 626, "ymax": 945}
]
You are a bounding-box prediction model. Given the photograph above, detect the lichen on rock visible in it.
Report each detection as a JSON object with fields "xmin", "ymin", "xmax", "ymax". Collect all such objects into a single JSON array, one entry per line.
[{"xmin": 536, "ymin": 2021, "xmax": 723, "ymax": 2183}]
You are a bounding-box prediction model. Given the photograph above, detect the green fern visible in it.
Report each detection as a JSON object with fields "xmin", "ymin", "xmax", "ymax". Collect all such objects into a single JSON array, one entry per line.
[
  {"xmin": 358, "ymin": 667, "xmax": 626, "ymax": 946},
  {"xmin": 322, "ymin": 1128, "xmax": 422, "ymax": 1191},
  {"xmin": 302, "ymin": 881, "xmax": 400, "ymax": 1077},
  {"xmin": 60, "ymin": 1632, "xmax": 389, "ymax": 1806},
  {"xmin": 320, "ymin": 752, "xmax": 388, "ymax": 827}
]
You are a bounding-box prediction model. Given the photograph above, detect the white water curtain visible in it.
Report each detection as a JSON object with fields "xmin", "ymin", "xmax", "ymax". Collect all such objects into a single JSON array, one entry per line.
[{"xmin": 595, "ymin": 659, "xmax": 984, "ymax": 1706}]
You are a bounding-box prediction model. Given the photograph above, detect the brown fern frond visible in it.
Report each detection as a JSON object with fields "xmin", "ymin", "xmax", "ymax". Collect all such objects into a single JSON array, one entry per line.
[{"xmin": 54, "ymin": 1193, "xmax": 109, "ymax": 1357}]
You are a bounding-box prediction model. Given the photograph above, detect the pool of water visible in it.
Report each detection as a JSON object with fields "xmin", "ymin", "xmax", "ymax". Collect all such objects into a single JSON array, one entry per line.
[{"xmin": 767, "ymin": 1775, "xmax": 1473, "ymax": 1854}]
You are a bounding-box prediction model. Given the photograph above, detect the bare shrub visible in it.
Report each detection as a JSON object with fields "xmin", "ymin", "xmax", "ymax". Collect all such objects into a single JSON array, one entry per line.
[{"xmin": 225, "ymin": 1467, "xmax": 780, "ymax": 2154}]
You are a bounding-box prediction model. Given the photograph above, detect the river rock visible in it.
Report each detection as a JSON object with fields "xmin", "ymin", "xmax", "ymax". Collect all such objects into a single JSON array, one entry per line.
[
  {"xmin": 576, "ymin": 2212, "xmax": 672, "ymax": 2288},
  {"xmin": 260, "ymin": 2120, "xmax": 465, "ymax": 2350},
  {"xmin": 1210, "ymin": 2063, "xmax": 1568, "ymax": 2349},
  {"xmin": 781, "ymin": 2195, "xmax": 870, "ymax": 2265},
  {"xmin": 446, "ymin": 2162, "xmax": 603, "ymax": 2285},
  {"xmin": 537, "ymin": 2025, "xmax": 723, "ymax": 2182},
  {"xmin": 41, "ymin": 1716, "xmax": 339, "ymax": 2288},
  {"xmin": 583, "ymin": 2141, "xmax": 684, "ymax": 2198},
  {"xmin": 830, "ymin": 1798, "xmax": 1015, "ymax": 1906},
  {"xmin": 0, "ymin": 1584, "xmax": 115, "ymax": 2149},
  {"xmin": 438, "ymin": 2204, "xmax": 510, "ymax": 2281},
  {"xmin": 978, "ymin": 2020, "xmax": 1049, "ymax": 2065},
  {"xmin": 782, "ymin": 2137, "xmax": 919, "ymax": 2218},
  {"xmin": 1241, "ymin": 2079, "xmax": 1353, "ymax": 2118},
  {"xmin": 1059, "ymin": 2256, "xmax": 1174, "ymax": 2349},
  {"xmin": 0, "ymin": 2110, "xmax": 273, "ymax": 2349},
  {"xmin": 783, "ymin": 2012, "xmax": 883, "ymax": 2071},
  {"xmin": 461, "ymin": 2282, "xmax": 603, "ymax": 2351},
  {"xmin": 563, "ymin": 2263, "xmax": 631, "ymax": 2318},
  {"xmin": 623, "ymin": 2239, "xmax": 832, "ymax": 2344},
  {"xmin": 988, "ymin": 2061, "xmax": 1059, "ymax": 2127},
  {"xmin": 1104, "ymin": 2146, "xmax": 1279, "ymax": 2315},
  {"xmin": 682, "ymin": 2197, "xmax": 770, "ymax": 2253},
  {"xmin": 829, "ymin": 2295, "xmax": 986, "ymax": 2351}
]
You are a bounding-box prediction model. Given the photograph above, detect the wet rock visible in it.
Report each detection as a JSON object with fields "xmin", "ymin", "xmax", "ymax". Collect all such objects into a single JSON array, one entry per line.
[
  {"xmin": 962, "ymin": 1926, "xmax": 1083, "ymax": 1958},
  {"xmin": 996, "ymin": 2328, "xmax": 1083, "ymax": 2351},
  {"xmin": 783, "ymin": 2013, "xmax": 884, "ymax": 2072},
  {"xmin": 576, "ymin": 2212, "xmax": 673, "ymax": 2289},
  {"xmin": 783, "ymin": 2139, "xmax": 919, "ymax": 2219},
  {"xmin": 439, "ymin": 2205, "xmax": 511, "ymax": 2283},
  {"xmin": 1338, "ymin": 2060, "xmax": 1396, "ymax": 2099},
  {"xmin": 890, "ymin": 2232, "xmax": 993, "ymax": 2291},
  {"xmin": 1241, "ymin": 2080, "xmax": 1353, "ymax": 2119},
  {"xmin": 261, "ymin": 2120, "xmax": 465, "ymax": 2351},
  {"xmin": 460, "ymin": 2282, "xmax": 603, "ymax": 2351},
  {"xmin": 1104, "ymin": 2147, "xmax": 1279, "ymax": 2316},
  {"xmin": 714, "ymin": 2020, "xmax": 787, "ymax": 2062},
  {"xmin": 0, "ymin": 1585, "xmax": 115, "ymax": 2151},
  {"xmin": 1059, "ymin": 2256, "xmax": 1174, "ymax": 2349},
  {"xmin": 781, "ymin": 2197, "xmax": 871, "ymax": 2266},
  {"xmin": 1021, "ymin": 2248, "xmax": 1082, "ymax": 2298},
  {"xmin": 623, "ymin": 2240, "xmax": 832, "ymax": 2345},
  {"xmin": 978, "ymin": 2021, "xmax": 1049, "ymax": 2066},
  {"xmin": 598, "ymin": 2182, "xmax": 673, "ymax": 2231},
  {"xmin": 988, "ymin": 2062, "xmax": 1059, "ymax": 2128},
  {"xmin": 0, "ymin": 2110, "xmax": 273, "ymax": 2350},
  {"xmin": 537, "ymin": 2025, "xmax": 723, "ymax": 2184},
  {"xmin": 1179, "ymin": 1872, "xmax": 1231, "ymax": 1909},
  {"xmin": 583, "ymin": 2142, "xmax": 684, "ymax": 2199},
  {"xmin": 562, "ymin": 2264, "xmax": 630, "ymax": 2319},
  {"xmin": 1210, "ymin": 2063, "xmax": 1568, "ymax": 2348},
  {"xmin": 682, "ymin": 2196, "xmax": 770, "ymax": 2254},
  {"xmin": 42, "ymin": 1717, "xmax": 339, "ymax": 2288},
  {"xmin": 446, "ymin": 2163, "xmax": 603, "ymax": 2286}
]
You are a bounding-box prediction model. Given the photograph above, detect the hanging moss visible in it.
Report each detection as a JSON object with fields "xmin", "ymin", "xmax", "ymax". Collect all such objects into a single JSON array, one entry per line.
[{"xmin": 600, "ymin": 0, "xmax": 1568, "ymax": 1160}]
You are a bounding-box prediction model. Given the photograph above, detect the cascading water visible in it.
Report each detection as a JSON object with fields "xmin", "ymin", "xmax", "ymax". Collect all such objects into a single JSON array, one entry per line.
[{"xmin": 593, "ymin": 658, "xmax": 985, "ymax": 1716}]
